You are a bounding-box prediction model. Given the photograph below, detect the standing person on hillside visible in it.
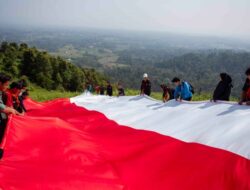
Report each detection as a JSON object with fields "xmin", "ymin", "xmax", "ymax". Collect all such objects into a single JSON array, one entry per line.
[
  {"xmin": 172, "ymin": 77, "xmax": 193, "ymax": 101},
  {"xmin": 86, "ymin": 83, "xmax": 93, "ymax": 93},
  {"xmin": 140, "ymin": 73, "xmax": 151, "ymax": 96},
  {"xmin": 106, "ymin": 81, "xmax": 113, "ymax": 96},
  {"xmin": 117, "ymin": 83, "xmax": 125, "ymax": 97},
  {"xmin": 95, "ymin": 85, "xmax": 100, "ymax": 94},
  {"xmin": 239, "ymin": 68, "xmax": 250, "ymax": 105},
  {"xmin": 4, "ymin": 82, "xmax": 24, "ymax": 113},
  {"xmin": 212, "ymin": 73, "xmax": 233, "ymax": 102},
  {"xmin": 100, "ymin": 85, "xmax": 105, "ymax": 95}
]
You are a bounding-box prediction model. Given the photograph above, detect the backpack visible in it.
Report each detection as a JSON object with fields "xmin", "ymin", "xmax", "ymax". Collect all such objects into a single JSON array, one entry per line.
[{"xmin": 182, "ymin": 82, "xmax": 195, "ymax": 94}]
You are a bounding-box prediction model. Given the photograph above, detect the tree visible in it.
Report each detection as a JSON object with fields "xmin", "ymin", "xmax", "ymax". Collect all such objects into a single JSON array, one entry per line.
[{"xmin": 0, "ymin": 42, "xmax": 108, "ymax": 91}]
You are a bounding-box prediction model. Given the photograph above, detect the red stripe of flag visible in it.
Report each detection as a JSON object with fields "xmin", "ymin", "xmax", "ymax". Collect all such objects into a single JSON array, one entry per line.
[{"xmin": 0, "ymin": 98, "xmax": 249, "ymax": 189}]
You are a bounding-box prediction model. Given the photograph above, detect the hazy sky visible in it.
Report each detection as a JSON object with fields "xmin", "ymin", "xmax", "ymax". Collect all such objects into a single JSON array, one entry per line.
[{"xmin": 0, "ymin": 0, "xmax": 250, "ymax": 38}]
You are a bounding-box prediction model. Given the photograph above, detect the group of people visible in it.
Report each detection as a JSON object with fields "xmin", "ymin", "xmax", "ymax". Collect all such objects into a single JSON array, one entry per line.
[
  {"xmin": 0, "ymin": 73, "xmax": 28, "ymax": 144},
  {"xmin": 85, "ymin": 68, "xmax": 250, "ymax": 106},
  {"xmin": 140, "ymin": 73, "xmax": 194, "ymax": 102},
  {"xmin": 140, "ymin": 68, "xmax": 250, "ymax": 105},
  {"xmin": 1, "ymin": 68, "xmax": 250, "ymax": 138},
  {"xmin": 85, "ymin": 82, "xmax": 125, "ymax": 97}
]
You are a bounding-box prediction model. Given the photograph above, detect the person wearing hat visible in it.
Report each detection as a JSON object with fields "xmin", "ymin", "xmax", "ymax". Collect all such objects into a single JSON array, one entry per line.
[
  {"xmin": 106, "ymin": 81, "xmax": 113, "ymax": 96},
  {"xmin": 140, "ymin": 73, "xmax": 151, "ymax": 96}
]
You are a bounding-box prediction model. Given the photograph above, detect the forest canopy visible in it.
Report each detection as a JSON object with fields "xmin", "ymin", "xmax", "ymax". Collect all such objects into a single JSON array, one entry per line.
[{"xmin": 0, "ymin": 42, "xmax": 107, "ymax": 91}]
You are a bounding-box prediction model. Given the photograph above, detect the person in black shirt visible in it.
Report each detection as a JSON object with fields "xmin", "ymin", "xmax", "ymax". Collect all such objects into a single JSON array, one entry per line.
[
  {"xmin": 212, "ymin": 73, "xmax": 233, "ymax": 102},
  {"xmin": 106, "ymin": 82, "xmax": 113, "ymax": 96},
  {"xmin": 140, "ymin": 73, "xmax": 151, "ymax": 96},
  {"xmin": 100, "ymin": 85, "xmax": 105, "ymax": 95},
  {"xmin": 239, "ymin": 68, "xmax": 250, "ymax": 105}
]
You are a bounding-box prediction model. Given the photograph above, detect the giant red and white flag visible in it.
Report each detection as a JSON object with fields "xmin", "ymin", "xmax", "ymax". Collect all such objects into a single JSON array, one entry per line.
[{"xmin": 0, "ymin": 94, "xmax": 250, "ymax": 190}]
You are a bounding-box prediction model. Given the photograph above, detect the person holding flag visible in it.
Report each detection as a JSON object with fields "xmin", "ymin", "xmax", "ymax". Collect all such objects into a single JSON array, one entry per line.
[
  {"xmin": 172, "ymin": 77, "xmax": 193, "ymax": 101},
  {"xmin": 140, "ymin": 73, "xmax": 151, "ymax": 96}
]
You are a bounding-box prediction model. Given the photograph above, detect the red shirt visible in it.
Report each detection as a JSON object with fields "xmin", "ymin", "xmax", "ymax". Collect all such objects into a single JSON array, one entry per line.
[
  {"xmin": 243, "ymin": 79, "xmax": 250, "ymax": 100},
  {"xmin": 4, "ymin": 90, "xmax": 13, "ymax": 107}
]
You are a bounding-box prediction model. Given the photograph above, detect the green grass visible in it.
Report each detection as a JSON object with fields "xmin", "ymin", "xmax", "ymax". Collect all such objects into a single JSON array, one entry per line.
[
  {"xmin": 125, "ymin": 89, "xmax": 163, "ymax": 100},
  {"xmin": 29, "ymin": 87, "xmax": 81, "ymax": 102},
  {"xmin": 125, "ymin": 90, "xmax": 212, "ymax": 101},
  {"xmin": 29, "ymin": 87, "xmax": 238, "ymax": 102}
]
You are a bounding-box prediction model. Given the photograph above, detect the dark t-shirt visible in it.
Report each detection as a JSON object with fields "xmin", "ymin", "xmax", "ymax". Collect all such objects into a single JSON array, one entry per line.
[
  {"xmin": 106, "ymin": 85, "xmax": 113, "ymax": 96},
  {"xmin": 213, "ymin": 81, "xmax": 232, "ymax": 101},
  {"xmin": 100, "ymin": 86, "xmax": 105, "ymax": 95},
  {"xmin": 141, "ymin": 80, "xmax": 151, "ymax": 96}
]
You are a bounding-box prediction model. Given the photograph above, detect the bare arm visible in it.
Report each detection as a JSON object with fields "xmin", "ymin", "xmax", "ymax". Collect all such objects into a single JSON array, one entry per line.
[
  {"xmin": 163, "ymin": 92, "xmax": 170, "ymax": 102},
  {"xmin": 2, "ymin": 107, "xmax": 22, "ymax": 115}
]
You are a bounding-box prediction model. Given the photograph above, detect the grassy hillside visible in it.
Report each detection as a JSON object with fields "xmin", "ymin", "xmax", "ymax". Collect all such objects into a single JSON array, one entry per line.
[
  {"xmin": 29, "ymin": 87, "xmax": 238, "ymax": 102},
  {"xmin": 29, "ymin": 88, "xmax": 81, "ymax": 102}
]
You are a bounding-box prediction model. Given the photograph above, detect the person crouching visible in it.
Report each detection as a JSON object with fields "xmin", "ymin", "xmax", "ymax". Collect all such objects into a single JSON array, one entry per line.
[{"xmin": 172, "ymin": 77, "xmax": 193, "ymax": 101}]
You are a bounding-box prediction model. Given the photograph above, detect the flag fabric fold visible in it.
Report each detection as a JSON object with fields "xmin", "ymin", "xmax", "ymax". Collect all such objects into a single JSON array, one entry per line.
[{"xmin": 0, "ymin": 94, "xmax": 249, "ymax": 190}]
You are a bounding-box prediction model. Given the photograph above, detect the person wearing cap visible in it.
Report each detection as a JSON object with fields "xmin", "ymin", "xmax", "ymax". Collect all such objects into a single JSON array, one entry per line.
[
  {"xmin": 140, "ymin": 73, "xmax": 151, "ymax": 96},
  {"xmin": 172, "ymin": 77, "xmax": 193, "ymax": 101}
]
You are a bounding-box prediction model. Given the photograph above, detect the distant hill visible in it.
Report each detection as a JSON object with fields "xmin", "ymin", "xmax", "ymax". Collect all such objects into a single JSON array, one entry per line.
[
  {"xmin": 105, "ymin": 50, "xmax": 250, "ymax": 96},
  {"xmin": 1, "ymin": 28, "xmax": 250, "ymax": 97}
]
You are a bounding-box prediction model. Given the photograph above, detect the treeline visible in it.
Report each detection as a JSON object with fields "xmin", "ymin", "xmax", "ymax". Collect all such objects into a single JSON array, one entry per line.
[{"xmin": 0, "ymin": 42, "xmax": 107, "ymax": 91}]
